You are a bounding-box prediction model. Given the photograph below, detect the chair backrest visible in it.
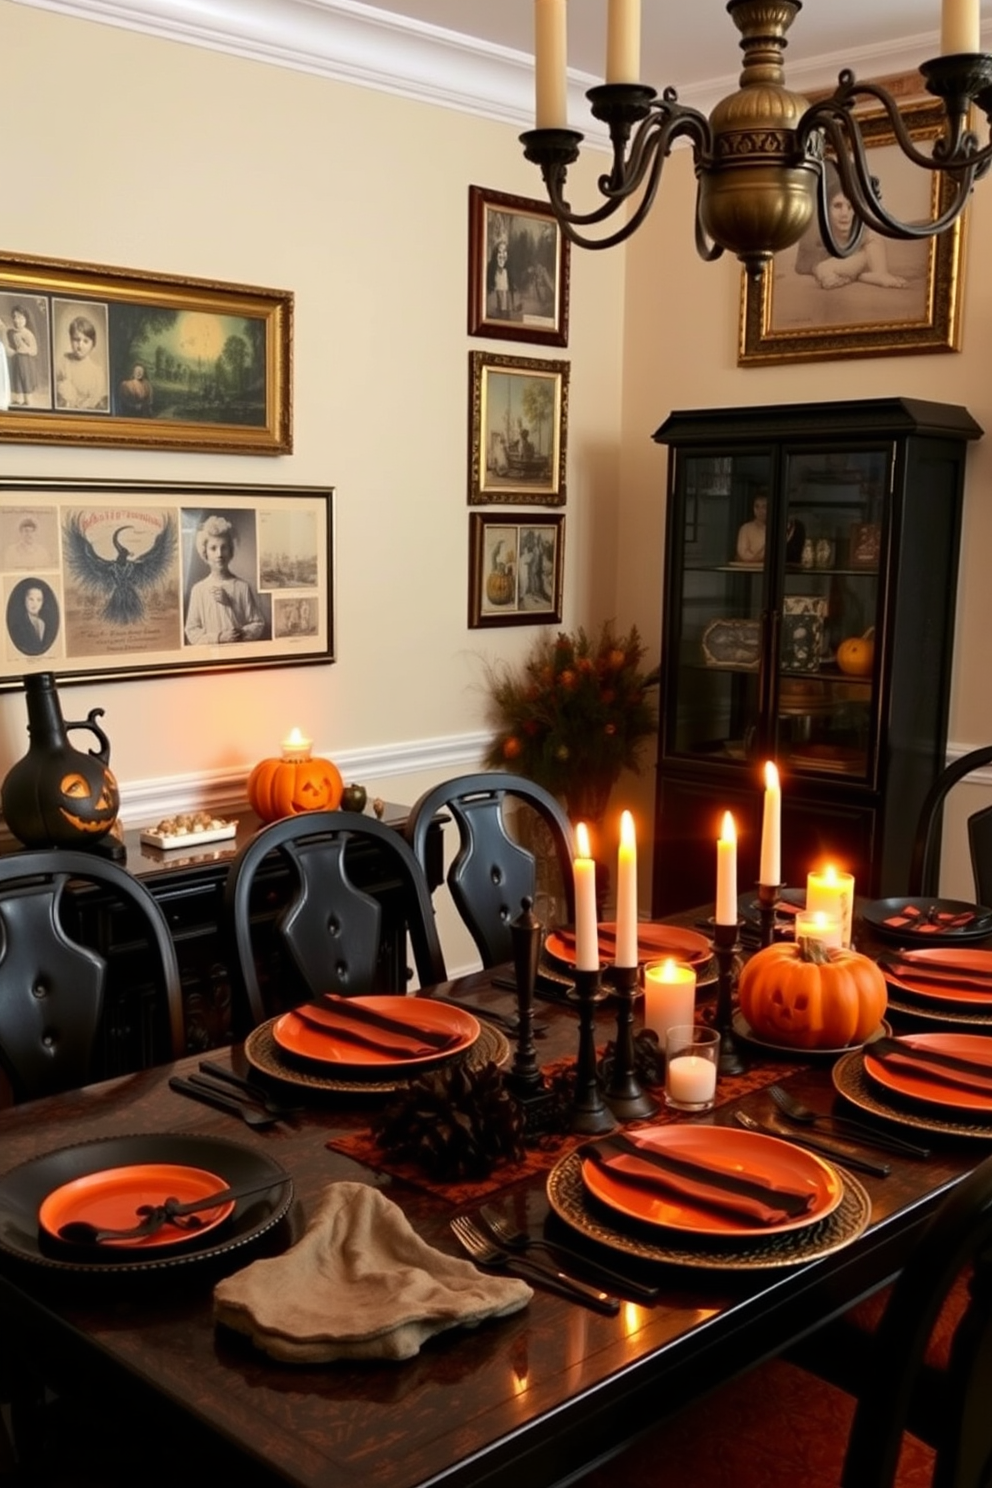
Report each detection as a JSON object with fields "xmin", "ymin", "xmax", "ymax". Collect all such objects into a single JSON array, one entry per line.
[
  {"xmin": 842, "ymin": 1153, "xmax": 992, "ymax": 1488},
  {"xmin": 223, "ymin": 810, "xmax": 448, "ymax": 1028},
  {"xmin": 403, "ymin": 772, "xmax": 575, "ymax": 968},
  {"xmin": 0, "ymin": 849, "xmax": 184, "ymax": 1102},
  {"xmin": 908, "ymin": 745, "xmax": 992, "ymax": 903}
]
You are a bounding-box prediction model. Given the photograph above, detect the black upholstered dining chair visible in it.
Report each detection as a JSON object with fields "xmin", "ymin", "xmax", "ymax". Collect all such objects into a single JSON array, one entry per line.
[
  {"xmin": 577, "ymin": 1152, "xmax": 992, "ymax": 1488},
  {"xmin": 222, "ymin": 810, "xmax": 448, "ymax": 1029},
  {"xmin": 0, "ymin": 848, "xmax": 184, "ymax": 1103},
  {"xmin": 403, "ymin": 771, "xmax": 576, "ymax": 969},
  {"xmin": 909, "ymin": 744, "xmax": 992, "ymax": 905}
]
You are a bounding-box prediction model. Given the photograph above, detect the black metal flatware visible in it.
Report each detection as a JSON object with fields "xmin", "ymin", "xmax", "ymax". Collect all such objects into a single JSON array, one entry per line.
[
  {"xmin": 168, "ymin": 1076, "xmax": 278, "ymax": 1128},
  {"xmin": 732, "ymin": 1111, "xmax": 891, "ymax": 1177},
  {"xmin": 767, "ymin": 1084, "xmax": 931, "ymax": 1158},
  {"xmin": 478, "ymin": 1205, "xmax": 659, "ymax": 1301},
  {"xmin": 56, "ymin": 1174, "xmax": 289, "ymax": 1246},
  {"xmin": 449, "ymin": 1215, "xmax": 620, "ymax": 1315},
  {"xmin": 197, "ymin": 1062, "xmax": 305, "ymax": 1115},
  {"xmin": 188, "ymin": 1071, "xmax": 303, "ymax": 1120}
]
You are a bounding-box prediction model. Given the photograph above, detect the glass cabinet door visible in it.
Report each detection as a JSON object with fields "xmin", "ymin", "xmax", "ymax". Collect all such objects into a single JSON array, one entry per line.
[
  {"xmin": 776, "ymin": 447, "xmax": 887, "ymax": 781},
  {"xmin": 667, "ymin": 450, "xmax": 774, "ymax": 762}
]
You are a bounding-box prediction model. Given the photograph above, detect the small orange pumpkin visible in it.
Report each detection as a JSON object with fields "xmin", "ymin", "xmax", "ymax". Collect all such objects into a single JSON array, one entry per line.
[
  {"xmin": 247, "ymin": 749, "xmax": 343, "ymax": 823},
  {"xmin": 738, "ymin": 937, "xmax": 887, "ymax": 1050},
  {"xmin": 837, "ymin": 628, "xmax": 875, "ymax": 678}
]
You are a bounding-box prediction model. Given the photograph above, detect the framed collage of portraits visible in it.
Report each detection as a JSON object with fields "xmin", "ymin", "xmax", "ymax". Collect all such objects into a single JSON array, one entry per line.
[
  {"xmin": 0, "ymin": 479, "xmax": 333, "ymax": 690},
  {"xmin": 468, "ymin": 513, "xmax": 564, "ymax": 629}
]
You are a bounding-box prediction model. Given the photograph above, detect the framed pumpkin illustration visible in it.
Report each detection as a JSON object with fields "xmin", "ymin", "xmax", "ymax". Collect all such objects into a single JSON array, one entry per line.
[{"xmin": 468, "ymin": 512, "xmax": 564, "ymax": 628}]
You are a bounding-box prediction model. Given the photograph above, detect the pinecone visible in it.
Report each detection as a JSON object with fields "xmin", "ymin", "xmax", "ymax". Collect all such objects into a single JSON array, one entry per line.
[{"xmin": 372, "ymin": 1061, "xmax": 526, "ymax": 1181}]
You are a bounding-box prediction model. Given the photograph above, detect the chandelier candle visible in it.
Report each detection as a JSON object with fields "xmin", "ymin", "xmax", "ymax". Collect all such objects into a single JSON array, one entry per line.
[
  {"xmin": 606, "ymin": 0, "xmax": 640, "ymax": 83},
  {"xmin": 942, "ymin": 0, "xmax": 980, "ymax": 54},
  {"xmin": 573, "ymin": 822, "xmax": 599, "ymax": 971},
  {"xmin": 806, "ymin": 865, "xmax": 855, "ymax": 948},
  {"xmin": 615, "ymin": 809, "xmax": 638, "ymax": 969},
  {"xmin": 534, "ymin": 0, "xmax": 567, "ymax": 129}
]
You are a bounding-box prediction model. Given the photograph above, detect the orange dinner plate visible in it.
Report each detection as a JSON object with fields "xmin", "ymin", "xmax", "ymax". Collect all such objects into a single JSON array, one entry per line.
[
  {"xmin": 545, "ymin": 922, "xmax": 711, "ymax": 971},
  {"xmin": 271, "ymin": 996, "xmax": 479, "ymax": 1070},
  {"xmin": 579, "ymin": 1124, "xmax": 842, "ymax": 1239},
  {"xmin": 863, "ymin": 1032, "xmax": 992, "ymax": 1115},
  {"xmin": 38, "ymin": 1163, "xmax": 234, "ymax": 1250},
  {"xmin": 881, "ymin": 948, "xmax": 992, "ymax": 1009}
]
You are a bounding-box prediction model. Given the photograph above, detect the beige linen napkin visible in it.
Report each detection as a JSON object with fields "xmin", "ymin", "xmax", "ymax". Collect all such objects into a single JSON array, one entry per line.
[{"xmin": 213, "ymin": 1181, "xmax": 531, "ymax": 1363}]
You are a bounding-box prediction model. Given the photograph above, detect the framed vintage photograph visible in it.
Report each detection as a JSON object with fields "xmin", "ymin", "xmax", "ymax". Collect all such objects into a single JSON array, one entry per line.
[
  {"xmin": 0, "ymin": 252, "xmax": 292, "ymax": 453},
  {"xmin": 0, "ymin": 479, "xmax": 333, "ymax": 690},
  {"xmin": 469, "ymin": 350, "xmax": 569, "ymax": 506},
  {"xmin": 468, "ymin": 512, "xmax": 564, "ymax": 628},
  {"xmin": 467, "ymin": 185, "xmax": 570, "ymax": 346},
  {"xmin": 739, "ymin": 100, "xmax": 965, "ymax": 365}
]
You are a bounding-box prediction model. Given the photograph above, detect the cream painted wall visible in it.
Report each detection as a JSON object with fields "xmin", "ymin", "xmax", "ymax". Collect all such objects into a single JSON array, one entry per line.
[
  {"xmin": 617, "ymin": 147, "xmax": 992, "ymax": 899},
  {"xmin": 0, "ymin": 1, "xmax": 625, "ymax": 805}
]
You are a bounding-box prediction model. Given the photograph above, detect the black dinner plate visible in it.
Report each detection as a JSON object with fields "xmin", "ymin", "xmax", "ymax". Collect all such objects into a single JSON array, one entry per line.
[
  {"xmin": 0, "ymin": 1133, "xmax": 293, "ymax": 1274},
  {"xmin": 861, "ymin": 897, "xmax": 992, "ymax": 946}
]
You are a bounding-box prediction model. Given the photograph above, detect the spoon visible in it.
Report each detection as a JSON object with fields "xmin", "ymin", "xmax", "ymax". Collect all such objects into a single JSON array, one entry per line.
[
  {"xmin": 56, "ymin": 1173, "xmax": 290, "ymax": 1246},
  {"xmin": 168, "ymin": 1076, "xmax": 278, "ymax": 1127}
]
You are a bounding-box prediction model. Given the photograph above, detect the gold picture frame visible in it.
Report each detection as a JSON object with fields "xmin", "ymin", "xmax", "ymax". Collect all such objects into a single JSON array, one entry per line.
[
  {"xmin": 468, "ymin": 350, "xmax": 568, "ymax": 506},
  {"xmin": 739, "ymin": 100, "xmax": 965, "ymax": 365},
  {"xmin": 468, "ymin": 512, "xmax": 564, "ymax": 628},
  {"xmin": 467, "ymin": 185, "xmax": 570, "ymax": 347},
  {"xmin": 0, "ymin": 251, "xmax": 292, "ymax": 453}
]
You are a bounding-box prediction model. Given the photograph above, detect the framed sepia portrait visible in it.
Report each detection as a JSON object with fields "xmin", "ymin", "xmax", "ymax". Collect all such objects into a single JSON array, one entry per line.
[
  {"xmin": 739, "ymin": 100, "xmax": 965, "ymax": 365},
  {"xmin": 0, "ymin": 252, "xmax": 292, "ymax": 453},
  {"xmin": 468, "ymin": 512, "xmax": 564, "ymax": 628},
  {"xmin": 469, "ymin": 350, "xmax": 569, "ymax": 506},
  {"xmin": 467, "ymin": 186, "xmax": 570, "ymax": 346},
  {"xmin": 0, "ymin": 479, "xmax": 333, "ymax": 689}
]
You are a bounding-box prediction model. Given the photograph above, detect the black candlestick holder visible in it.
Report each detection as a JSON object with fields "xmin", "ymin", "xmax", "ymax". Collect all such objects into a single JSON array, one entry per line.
[
  {"xmin": 567, "ymin": 967, "xmax": 616, "ymax": 1135},
  {"xmin": 756, "ymin": 882, "xmax": 784, "ymax": 948},
  {"xmin": 712, "ymin": 921, "xmax": 746, "ymax": 1075},
  {"xmin": 604, "ymin": 965, "xmax": 658, "ymax": 1120},
  {"xmin": 506, "ymin": 897, "xmax": 544, "ymax": 1096}
]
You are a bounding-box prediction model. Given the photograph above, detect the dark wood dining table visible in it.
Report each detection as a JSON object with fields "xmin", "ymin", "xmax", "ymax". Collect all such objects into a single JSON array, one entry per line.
[{"xmin": 0, "ymin": 960, "xmax": 984, "ymax": 1488}]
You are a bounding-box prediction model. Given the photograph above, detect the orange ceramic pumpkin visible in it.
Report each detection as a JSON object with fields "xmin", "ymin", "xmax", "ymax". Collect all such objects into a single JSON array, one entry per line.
[
  {"xmin": 837, "ymin": 628, "xmax": 875, "ymax": 677},
  {"xmin": 738, "ymin": 937, "xmax": 887, "ymax": 1050},
  {"xmin": 247, "ymin": 751, "xmax": 343, "ymax": 823}
]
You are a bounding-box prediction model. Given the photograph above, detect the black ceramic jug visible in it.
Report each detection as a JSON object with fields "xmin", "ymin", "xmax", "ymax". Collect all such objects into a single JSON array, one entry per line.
[{"xmin": 1, "ymin": 672, "xmax": 121, "ymax": 848}]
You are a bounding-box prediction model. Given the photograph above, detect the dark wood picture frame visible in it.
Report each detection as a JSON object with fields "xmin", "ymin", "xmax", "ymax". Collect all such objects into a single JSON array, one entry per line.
[
  {"xmin": 739, "ymin": 100, "xmax": 965, "ymax": 365},
  {"xmin": 0, "ymin": 251, "xmax": 292, "ymax": 453},
  {"xmin": 468, "ymin": 186, "xmax": 570, "ymax": 346},
  {"xmin": 0, "ymin": 479, "xmax": 333, "ymax": 689},
  {"xmin": 469, "ymin": 512, "xmax": 564, "ymax": 628},
  {"xmin": 468, "ymin": 350, "xmax": 568, "ymax": 506}
]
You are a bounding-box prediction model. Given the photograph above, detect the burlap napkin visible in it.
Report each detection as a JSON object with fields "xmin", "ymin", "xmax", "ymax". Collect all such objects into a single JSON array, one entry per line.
[{"xmin": 213, "ymin": 1181, "xmax": 531, "ymax": 1363}]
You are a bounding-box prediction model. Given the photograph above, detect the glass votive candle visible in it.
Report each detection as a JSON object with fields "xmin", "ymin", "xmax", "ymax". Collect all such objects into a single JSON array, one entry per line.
[
  {"xmin": 665, "ymin": 1025, "xmax": 720, "ymax": 1112},
  {"xmin": 642, "ymin": 959, "xmax": 696, "ymax": 1049},
  {"xmin": 806, "ymin": 867, "xmax": 855, "ymax": 947},
  {"xmin": 793, "ymin": 909, "xmax": 843, "ymax": 950}
]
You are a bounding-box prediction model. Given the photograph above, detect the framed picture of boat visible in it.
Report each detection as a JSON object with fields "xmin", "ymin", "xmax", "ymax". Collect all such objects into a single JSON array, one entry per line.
[
  {"xmin": 468, "ymin": 512, "xmax": 564, "ymax": 627},
  {"xmin": 468, "ymin": 350, "xmax": 569, "ymax": 506}
]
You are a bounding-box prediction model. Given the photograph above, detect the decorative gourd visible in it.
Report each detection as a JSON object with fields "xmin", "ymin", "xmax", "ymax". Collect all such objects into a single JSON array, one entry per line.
[
  {"xmin": 837, "ymin": 628, "xmax": 875, "ymax": 677},
  {"xmin": 486, "ymin": 569, "xmax": 515, "ymax": 606},
  {"xmin": 738, "ymin": 937, "xmax": 887, "ymax": 1050},
  {"xmin": 340, "ymin": 782, "xmax": 368, "ymax": 812},
  {"xmin": 247, "ymin": 737, "xmax": 343, "ymax": 823}
]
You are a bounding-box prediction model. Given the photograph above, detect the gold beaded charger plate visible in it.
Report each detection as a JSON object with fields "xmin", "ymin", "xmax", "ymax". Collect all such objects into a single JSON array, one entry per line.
[
  {"xmin": 546, "ymin": 1147, "xmax": 870, "ymax": 1270},
  {"xmin": 832, "ymin": 1050, "xmax": 992, "ymax": 1140},
  {"xmin": 732, "ymin": 1010, "xmax": 891, "ymax": 1061},
  {"xmin": 885, "ymin": 994, "xmax": 992, "ymax": 1031},
  {"xmin": 245, "ymin": 1016, "xmax": 508, "ymax": 1095}
]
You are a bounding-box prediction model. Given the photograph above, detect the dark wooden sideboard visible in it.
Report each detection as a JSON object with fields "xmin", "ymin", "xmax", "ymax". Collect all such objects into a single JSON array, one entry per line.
[{"xmin": 0, "ymin": 805, "xmax": 444, "ymax": 1077}]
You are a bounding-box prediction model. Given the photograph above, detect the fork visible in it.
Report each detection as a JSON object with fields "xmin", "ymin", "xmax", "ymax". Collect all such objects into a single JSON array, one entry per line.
[
  {"xmin": 733, "ymin": 1110, "xmax": 892, "ymax": 1177},
  {"xmin": 168, "ymin": 1076, "xmax": 278, "ymax": 1128},
  {"xmin": 478, "ymin": 1206, "xmax": 659, "ymax": 1301},
  {"xmin": 449, "ymin": 1215, "xmax": 620, "ymax": 1314},
  {"xmin": 767, "ymin": 1085, "xmax": 931, "ymax": 1158}
]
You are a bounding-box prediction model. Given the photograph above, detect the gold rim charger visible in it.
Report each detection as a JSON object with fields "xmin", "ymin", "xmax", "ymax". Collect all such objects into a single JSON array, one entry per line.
[
  {"xmin": 885, "ymin": 993, "xmax": 992, "ymax": 1030},
  {"xmin": 832, "ymin": 1049, "xmax": 992, "ymax": 1140},
  {"xmin": 546, "ymin": 1148, "xmax": 871, "ymax": 1270},
  {"xmin": 245, "ymin": 1016, "xmax": 508, "ymax": 1094}
]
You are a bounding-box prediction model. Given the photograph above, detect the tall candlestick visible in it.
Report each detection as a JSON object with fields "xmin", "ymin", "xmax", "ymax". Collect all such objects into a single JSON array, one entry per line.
[
  {"xmin": 615, "ymin": 809, "xmax": 638, "ymax": 968},
  {"xmin": 573, "ymin": 821, "xmax": 599, "ymax": 971},
  {"xmin": 535, "ymin": 0, "xmax": 567, "ymax": 129},
  {"xmin": 715, "ymin": 811, "xmax": 737, "ymax": 925},
  {"xmin": 606, "ymin": 0, "xmax": 641, "ymax": 83},
  {"xmin": 941, "ymin": 0, "xmax": 980, "ymax": 53},
  {"xmin": 759, "ymin": 761, "xmax": 781, "ymax": 888},
  {"xmin": 806, "ymin": 864, "xmax": 855, "ymax": 948}
]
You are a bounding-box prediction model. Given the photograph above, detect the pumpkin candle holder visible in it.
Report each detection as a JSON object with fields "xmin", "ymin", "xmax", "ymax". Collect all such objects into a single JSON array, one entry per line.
[
  {"xmin": 567, "ymin": 969, "xmax": 617, "ymax": 1136},
  {"xmin": 712, "ymin": 921, "xmax": 746, "ymax": 1075},
  {"xmin": 757, "ymin": 882, "xmax": 784, "ymax": 948},
  {"xmin": 246, "ymin": 730, "xmax": 343, "ymax": 824},
  {"xmin": 604, "ymin": 964, "xmax": 659, "ymax": 1121}
]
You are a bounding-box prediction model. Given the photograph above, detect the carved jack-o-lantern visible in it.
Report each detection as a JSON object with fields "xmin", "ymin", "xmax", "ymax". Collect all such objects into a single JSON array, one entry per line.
[
  {"xmin": 1, "ymin": 673, "xmax": 121, "ymax": 848},
  {"xmin": 246, "ymin": 732, "xmax": 343, "ymax": 823}
]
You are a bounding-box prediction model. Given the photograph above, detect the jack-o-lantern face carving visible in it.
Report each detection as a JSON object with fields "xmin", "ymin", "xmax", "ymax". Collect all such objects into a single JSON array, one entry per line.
[
  {"xmin": 246, "ymin": 753, "xmax": 344, "ymax": 823},
  {"xmin": 59, "ymin": 767, "xmax": 121, "ymax": 836}
]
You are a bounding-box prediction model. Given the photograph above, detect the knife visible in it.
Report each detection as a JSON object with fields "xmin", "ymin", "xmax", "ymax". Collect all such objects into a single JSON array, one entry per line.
[{"xmin": 733, "ymin": 1111, "xmax": 892, "ymax": 1177}]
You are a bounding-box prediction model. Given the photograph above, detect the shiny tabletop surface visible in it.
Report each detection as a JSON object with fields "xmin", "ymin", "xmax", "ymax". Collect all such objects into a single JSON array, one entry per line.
[{"xmin": 0, "ymin": 962, "xmax": 983, "ymax": 1488}]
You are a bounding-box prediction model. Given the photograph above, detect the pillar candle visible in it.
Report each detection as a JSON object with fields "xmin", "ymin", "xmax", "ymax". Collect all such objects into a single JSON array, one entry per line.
[
  {"xmin": 806, "ymin": 865, "xmax": 855, "ymax": 947},
  {"xmin": 643, "ymin": 959, "xmax": 696, "ymax": 1045},
  {"xmin": 759, "ymin": 761, "xmax": 781, "ymax": 888},
  {"xmin": 794, "ymin": 910, "xmax": 843, "ymax": 951},
  {"xmin": 606, "ymin": 0, "xmax": 641, "ymax": 83},
  {"xmin": 615, "ymin": 809, "xmax": 638, "ymax": 968},
  {"xmin": 715, "ymin": 811, "xmax": 737, "ymax": 925},
  {"xmin": 535, "ymin": 0, "xmax": 567, "ymax": 128},
  {"xmin": 573, "ymin": 821, "xmax": 599, "ymax": 971},
  {"xmin": 941, "ymin": 0, "xmax": 980, "ymax": 53}
]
